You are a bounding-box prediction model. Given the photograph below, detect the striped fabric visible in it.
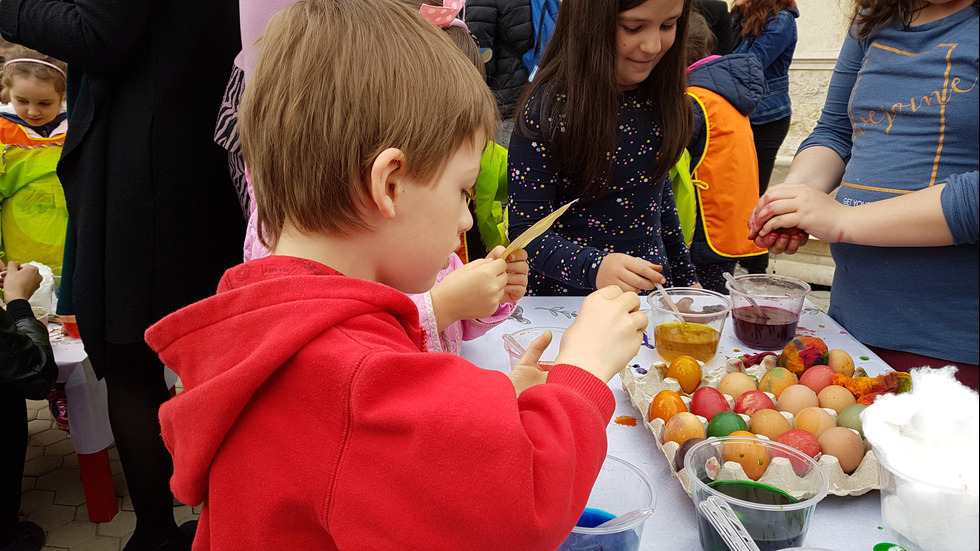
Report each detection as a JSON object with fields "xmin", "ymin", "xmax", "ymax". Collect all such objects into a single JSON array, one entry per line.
[{"xmin": 214, "ymin": 64, "xmax": 249, "ymax": 216}]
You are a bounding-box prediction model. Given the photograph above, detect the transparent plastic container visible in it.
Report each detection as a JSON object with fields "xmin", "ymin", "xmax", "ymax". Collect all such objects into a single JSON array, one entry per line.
[
  {"xmin": 647, "ymin": 287, "xmax": 732, "ymax": 363},
  {"xmin": 725, "ymin": 274, "xmax": 811, "ymax": 351},
  {"xmin": 32, "ymin": 306, "xmax": 49, "ymax": 327},
  {"xmin": 876, "ymin": 449, "xmax": 979, "ymax": 551},
  {"xmin": 558, "ymin": 455, "xmax": 657, "ymax": 551},
  {"xmin": 684, "ymin": 436, "xmax": 829, "ymax": 551},
  {"xmin": 502, "ymin": 326, "xmax": 564, "ymax": 369}
]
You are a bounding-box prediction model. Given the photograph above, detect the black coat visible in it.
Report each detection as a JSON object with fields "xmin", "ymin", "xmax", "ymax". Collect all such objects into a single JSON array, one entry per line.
[
  {"xmin": 0, "ymin": 300, "xmax": 56, "ymax": 400},
  {"xmin": 0, "ymin": 0, "xmax": 245, "ymax": 374},
  {"xmin": 466, "ymin": 0, "xmax": 535, "ymax": 119},
  {"xmin": 693, "ymin": 0, "xmax": 733, "ymax": 56}
]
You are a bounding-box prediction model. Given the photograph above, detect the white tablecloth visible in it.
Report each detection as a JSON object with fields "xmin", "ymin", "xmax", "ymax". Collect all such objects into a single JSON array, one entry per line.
[
  {"xmin": 48, "ymin": 326, "xmax": 114, "ymax": 455},
  {"xmin": 48, "ymin": 325, "xmax": 179, "ymax": 455},
  {"xmin": 461, "ymin": 296, "xmax": 896, "ymax": 551}
]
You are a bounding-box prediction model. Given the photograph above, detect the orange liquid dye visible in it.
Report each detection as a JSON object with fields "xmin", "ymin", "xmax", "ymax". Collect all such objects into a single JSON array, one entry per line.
[
  {"xmin": 654, "ymin": 322, "xmax": 720, "ymax": 363},
  {"xmin": 614, "ymin": 415, "xmax": 638, "ymax": 427}
]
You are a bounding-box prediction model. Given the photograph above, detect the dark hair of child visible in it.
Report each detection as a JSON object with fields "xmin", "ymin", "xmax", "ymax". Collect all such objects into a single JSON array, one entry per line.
[
  {"xmin": 849, "ymin": 0, "xmax": 979, "ymax": 38},
  {"xmin": 686, "ymin": 11, "xmax": 717, "ymax": 65}
]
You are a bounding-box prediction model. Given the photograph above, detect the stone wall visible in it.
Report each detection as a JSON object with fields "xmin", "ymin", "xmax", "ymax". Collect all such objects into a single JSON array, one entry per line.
[
  {"xmin": 736, "ymin": 0, "xmax": 853, "ymax": 285},
  {"xmin": 776, "ymin": 0, "xmax": 852, "ymax": 166}
]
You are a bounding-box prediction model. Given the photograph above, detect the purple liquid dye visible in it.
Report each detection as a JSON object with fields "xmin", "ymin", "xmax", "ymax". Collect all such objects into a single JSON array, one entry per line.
[{"xmin": 732, "ymin": 306, "xmax": 799, "ymax": 350}]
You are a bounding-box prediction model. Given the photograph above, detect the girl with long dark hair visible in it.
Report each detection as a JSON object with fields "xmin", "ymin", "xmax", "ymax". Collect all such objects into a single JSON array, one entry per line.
[{"xmin": 509, "ymin": 0, "xmax": 698, "ymax": 295}]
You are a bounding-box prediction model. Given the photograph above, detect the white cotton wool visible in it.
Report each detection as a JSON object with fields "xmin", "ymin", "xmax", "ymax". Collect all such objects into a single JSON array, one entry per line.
[
  {"xmin": 862, "ymin": 366, "xmax": 979, "ymax": 551},
  {"xmin": 862, "ymin": 366, "xmax": 978, "ymax": 490}
]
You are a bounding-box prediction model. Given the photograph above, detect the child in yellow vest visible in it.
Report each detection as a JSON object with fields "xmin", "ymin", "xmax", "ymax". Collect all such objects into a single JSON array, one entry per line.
[
  {"xmin": 0, "ymin": 49, "xmax": 68, "ymax": 276},
  {"xmin": 682, "ymin": 13, "xmax": 768, "ymax": 293}
]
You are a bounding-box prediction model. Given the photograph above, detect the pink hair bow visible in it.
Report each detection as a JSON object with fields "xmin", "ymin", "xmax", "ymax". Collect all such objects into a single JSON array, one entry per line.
[{"xmin": 419, "ymin": 0, "xmax": 468, "ymax": 30}]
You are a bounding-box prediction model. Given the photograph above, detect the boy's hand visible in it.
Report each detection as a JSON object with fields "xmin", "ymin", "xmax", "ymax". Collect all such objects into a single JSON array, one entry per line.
[
  {"xmin": 595, "ymin": 253, "xmax": 665, "ymax": 293},
  {"xmin": 509, "ymin": 330, "xmax": 552, "ymax": 396},
  {"xmin": 2, "ymin": 261, "xmax": 41, "ymax": 304},
  {"xmin": 430, "ymin": 257, "xmax": 507, "ymax": 328},
  {"xmin": 488, "ymin": 246, "xmax": 529, "ymax": 305},
  {"xmin": 555, "ymin": 285, "xmax": 647, "ymax": 383}
]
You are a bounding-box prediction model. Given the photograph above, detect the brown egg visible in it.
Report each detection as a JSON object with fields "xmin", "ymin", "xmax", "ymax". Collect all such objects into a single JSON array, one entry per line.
[
  {"xmin": 776, "ymin": 384, "xmax": 820, "ymax": 416},
  {"xmin": 818, "ymin": 426, "xmax": 865, "ymax": 474},
  {"xmin": 817, "ymin": 385, "xmax": 857, "ymax": 414},
  {"xmin": 794, "ymin": 406, "xmax": 837, "ymax": 438},
  {"xmin": 749, "ymin": 408, "xmax": 792, "ymax": 440},
  {"xmin": 663, "ymin": 412, "xmax": 707, "ymax": 446},
  {"xmin": 718, "ymin": 372, "xmax": 758, "ymax": 401}
]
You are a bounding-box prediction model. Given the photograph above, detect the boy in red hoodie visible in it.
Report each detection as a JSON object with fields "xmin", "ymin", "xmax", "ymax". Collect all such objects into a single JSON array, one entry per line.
[{"xmin": 144, "ymin": 1, "xmax": 648, "ymax": 549}]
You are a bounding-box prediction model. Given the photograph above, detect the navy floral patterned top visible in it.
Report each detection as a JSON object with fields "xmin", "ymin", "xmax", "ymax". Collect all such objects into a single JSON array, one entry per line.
[{"xmin": 507, "ymin": 89, "xmax": 698, "ymax": 295}]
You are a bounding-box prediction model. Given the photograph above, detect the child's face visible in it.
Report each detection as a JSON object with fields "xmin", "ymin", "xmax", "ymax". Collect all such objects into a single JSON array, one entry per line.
[
  {"xmin": 8, "ymin": 75, "xmax": 64, "ymax": 128},
  {"xmin": 615, "ymin": 0, "xmax": 685, "ymax": 90},
  {"xmin": 381, "ymin": 140, "xmax": 481, "ymax": 294}
]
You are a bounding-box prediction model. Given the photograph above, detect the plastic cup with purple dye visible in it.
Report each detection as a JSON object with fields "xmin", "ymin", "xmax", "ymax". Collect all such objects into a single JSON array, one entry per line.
[{"xmin": 725, "ymin": 274, "xmax": 810, "ymax": 351}]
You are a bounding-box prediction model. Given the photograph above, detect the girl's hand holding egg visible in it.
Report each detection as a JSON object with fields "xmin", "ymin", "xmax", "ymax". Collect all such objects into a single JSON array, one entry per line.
[{"xmin": 595, "ymin": 253, "xmax": 665, "ymax": 293}]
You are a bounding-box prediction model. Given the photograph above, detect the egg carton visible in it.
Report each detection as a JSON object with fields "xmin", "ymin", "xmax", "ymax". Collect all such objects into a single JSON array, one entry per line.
[{"xmin": 620, "ymin": 358, "xmax": 880, "ymax": 497}]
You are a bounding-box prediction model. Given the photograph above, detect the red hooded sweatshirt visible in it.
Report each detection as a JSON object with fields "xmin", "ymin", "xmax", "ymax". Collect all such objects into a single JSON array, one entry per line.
[{"xmin": 145, "ymin": 255, "xmax": 615, "ymax": 550}]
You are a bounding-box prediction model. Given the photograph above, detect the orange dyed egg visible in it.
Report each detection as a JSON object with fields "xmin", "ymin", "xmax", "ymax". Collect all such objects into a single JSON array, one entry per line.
[
  {"xmin": 758, "ymin": 367, "xmax": 799, "ymax": 399},
  {"xmin": 649, "ymin": 389, "xmax": 688, "ymax": 423},
  {"xmin": 723, "ymin": 437, "xmax": 771, "ymax": 481},
  {"xmin": 666, "ymin": 355, "xmax": 702, "ymax": 394},
  {"xmin": 794, "ymin": 406, "xmax": 837, "ymax": 438}
]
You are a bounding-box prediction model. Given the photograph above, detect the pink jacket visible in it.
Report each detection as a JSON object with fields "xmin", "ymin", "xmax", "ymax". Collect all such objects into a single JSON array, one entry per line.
[
  {"xmin": 408, "ymin": 253, "xmax": 515, "ymax": 354},
  {"xmin": 237, "ymin": 0, "xmax": 296, "ymax": 81}
]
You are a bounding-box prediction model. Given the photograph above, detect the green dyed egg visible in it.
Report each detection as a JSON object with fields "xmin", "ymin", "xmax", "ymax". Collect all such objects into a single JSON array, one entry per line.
[
  {"xmin": 706, "ymin": 410, "xmax": 749, "ymax": 438},
  {"xmin": 837, "ymin": 403, "xmax": 867, "ymax": 437}
]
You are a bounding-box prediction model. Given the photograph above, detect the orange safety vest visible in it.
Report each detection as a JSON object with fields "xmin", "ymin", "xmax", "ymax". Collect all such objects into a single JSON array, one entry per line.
[{"xmin": 688, "ymin": 86, "xmax": 767, "ymax": 258}]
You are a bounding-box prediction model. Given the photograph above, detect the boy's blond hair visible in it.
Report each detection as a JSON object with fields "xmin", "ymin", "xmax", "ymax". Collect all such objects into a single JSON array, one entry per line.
[{"xmin": 240, "ymin": 0, "xmax": 498, "ymax": 248}]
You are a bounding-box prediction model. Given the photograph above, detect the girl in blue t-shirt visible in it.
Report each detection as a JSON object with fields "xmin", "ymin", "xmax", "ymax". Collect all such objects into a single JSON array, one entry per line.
[
  {"xmin": 749, "ymin": 0, "xmax": 979, "ymax": 389},
  {"xmin": 508, "ymin": 0, "xmax": 699, "ymax": 295}
]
